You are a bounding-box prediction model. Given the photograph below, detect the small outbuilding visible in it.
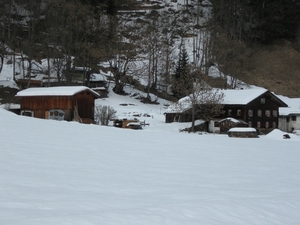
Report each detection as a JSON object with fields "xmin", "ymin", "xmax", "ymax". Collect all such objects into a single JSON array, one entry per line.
[
  {"xmin": 15, "ymin": 86, "xmax": 100, "ymax": 123},
  {"xmin": 228, "ymin": 127, "xmax": 259, "ymax": 138},
  {"xmin": 278, "ymin": 107, "xmax": 300, "ymax": 133},
  {"xmin": 217, "ymin": 117, "xmax": 248, "ymax": 134}
]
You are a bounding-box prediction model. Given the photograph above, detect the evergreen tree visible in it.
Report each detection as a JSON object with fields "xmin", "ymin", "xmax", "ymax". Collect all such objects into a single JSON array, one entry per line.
[
  {"xmin": 172, "ymin": 46, "xmax": 193, "ymax": 99},
  {"xmin": 106, "ymin": 0, "xmax": 117, "ymax": 16}
]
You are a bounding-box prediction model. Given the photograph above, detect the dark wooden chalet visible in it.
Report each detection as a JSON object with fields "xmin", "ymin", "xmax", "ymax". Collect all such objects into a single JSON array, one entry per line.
[
  {"xmin": 15, "ymin": 86, "xmax": 100, "ymax": 123},
  {"xmin": 165, "ymin": 88, "xmax": 288, "ymax": 131}
]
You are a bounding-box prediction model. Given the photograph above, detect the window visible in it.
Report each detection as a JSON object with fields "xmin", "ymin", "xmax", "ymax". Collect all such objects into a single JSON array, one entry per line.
[
  {"xmin": 292, "ymin": 116, "xmax": 297, "ymax": 121},
  {"xmin": 237, "ymin": 109, "xmax": 241, "ymax": 116},
  {"xmin": 248, "ymin": 110, "xmax": 253, "ymax": 117},
  {"xmin": 257, "ymin": 121, "xmax": 261, "ymax": 128},
  {"xmin": 49, "ymin": 109, "xmax": 65, "ymax": 121},
  {"xmin": 248, "ymin": 121, "xmax": 252, "ymax": 127},
  {"xmin": 228, "ymin": 109, "xmax": 232, "ymax": 116},
  {"xmin": 273, "ymin": 110, "xmax": 278, "ymax": 117},
  {"xmin": 257, "ymin": 110, "xmax": 262, "ymax": 117},
  {"xmin": 265, "ymin": 122, "xmax": 269, "ymax": 128},
  {"xmin": 265, "ymin": 110, "xmax": 270, "ymax": 117},
  {"xmin": 261, "ymin": 98, "xmax": 265, "ymax": 104},
  {"xmin": 21, "ymin": 110, "xmax": 34, "ymax": 117},
  {"xmin": 273, "ymin": 122, "xmax": 277, "ymax": 128}
]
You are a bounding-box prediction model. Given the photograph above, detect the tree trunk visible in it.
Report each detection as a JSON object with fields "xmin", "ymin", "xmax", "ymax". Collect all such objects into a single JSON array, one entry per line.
[
  {"xmin": 47, "ymin": 54, "xmax": 51, "ymax": 87},
  {"xmin": 191, "ymin": 105, "xmax": 195, "ymax": 132},
  {"xmin": 26, "ymin": 59, "xmax": 32, "ymax": 88}
]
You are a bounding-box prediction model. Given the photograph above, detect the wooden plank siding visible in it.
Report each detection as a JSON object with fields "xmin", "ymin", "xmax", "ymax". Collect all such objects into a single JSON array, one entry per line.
[
  {"xmin": 18, "ymin": 89, "xmax": 98, "ymax": 122},
  {"xmin": 221, "ymin": 92, "xmax": 283, "ymax": 129},
  {"xmin": 75, "ymin": 91, "xmax": 95, "ymax": 119},
  {"xmin": 20, "ymin": 96, "xmax": 73, "ymax": 120}
]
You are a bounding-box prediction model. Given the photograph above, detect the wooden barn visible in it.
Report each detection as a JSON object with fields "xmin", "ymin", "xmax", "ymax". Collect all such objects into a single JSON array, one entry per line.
[
  {"xmin": 165, "ymin": 88, "xmax": 288, "ymax": 131},
  {"xmin": 15, "ymin": 86, "xmax": 100, "ymax": 123}
]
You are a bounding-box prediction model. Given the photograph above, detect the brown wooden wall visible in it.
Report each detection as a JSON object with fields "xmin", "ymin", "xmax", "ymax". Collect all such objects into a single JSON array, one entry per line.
[
  {"xmin": 221, "ymin": 92, "xmax": 283, "ymax": 129},
  {"xmin": 75, "ymin": 91, "xmax": 95, "ymax": 119},
  {"xmin": 20, "ymin": 90, "xmax": 96, "ymax": 121},
  {"xmin": 21, "ymin": 96, "xmax": 73, "ymax": 110},
  {"xmin": 165, "ymin": 92, "xmax": 286, "ymax": 130}
]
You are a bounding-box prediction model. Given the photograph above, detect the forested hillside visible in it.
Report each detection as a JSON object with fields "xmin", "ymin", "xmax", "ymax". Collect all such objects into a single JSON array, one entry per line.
[{"xmin": 0, "ymin": 0, "xmax": 299, "ymax": 98}]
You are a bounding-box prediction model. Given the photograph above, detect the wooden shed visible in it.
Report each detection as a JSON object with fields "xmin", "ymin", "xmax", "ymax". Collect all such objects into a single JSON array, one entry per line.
[
  {"xmin": 218, "ymin": 117, "xmax": 248, "ymax": 134},
  {"xmin": 228, "ymin": 127, "xmax": 259, "ymax": 138},
  {"xmin": 15, "ymin": 86, "xmax": 100, "ymax": 123}
]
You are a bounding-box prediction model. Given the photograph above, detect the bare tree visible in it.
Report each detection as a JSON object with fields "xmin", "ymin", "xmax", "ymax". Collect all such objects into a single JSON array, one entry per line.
[
  {"xmin": 175, "ymin": 71, "xmax": 224, "ymax": 132},
  {"xmin": 211, "ymin": 31, "xmax": 248, "ymax": 89},
  {"xmin": 94, "ymin": 105, "xmax": 117, "ymax": 126},
  {"xmin": 104, "ymin": 16, "xmax": 143, "ymax": 94}
]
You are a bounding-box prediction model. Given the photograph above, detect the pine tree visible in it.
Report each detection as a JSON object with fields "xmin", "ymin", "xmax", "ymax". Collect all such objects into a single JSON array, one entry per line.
[{"xmin": 172, "ymin": 46, "xmax": 193, "ymax": 99}]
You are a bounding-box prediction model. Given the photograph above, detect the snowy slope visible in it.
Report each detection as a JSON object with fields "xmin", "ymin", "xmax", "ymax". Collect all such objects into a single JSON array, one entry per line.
[{"xmin": 1, "ymin": 101, "xmax": 300, "ymax": 225}]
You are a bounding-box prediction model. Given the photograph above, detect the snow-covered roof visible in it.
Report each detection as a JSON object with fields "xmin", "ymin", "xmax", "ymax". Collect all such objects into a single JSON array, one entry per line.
[
  {"xmin": 218, "ymin": 117, "xmax": 248, "ymax": 124},
  {"xmin": 166, "ymin": 88, "xmax": 269, "ymax": 113},
  {"xmin": 15, "ymin": 86, "xmax": 100, "ymax": 97},
  {"xmin": 228, "ymin": 127, "xmax": 257, "ymax": 132},
  {"xmin": 279, "ymin": 107, "xmax": 300, "ymax": 116},
  {"xmin": 221, "ymin": 88, "xmax": 267, "ymax": 105},
  {"xmin": 276, "ymin": 95, "xmax": 300, "ymax": 108},
  {"xmin": 274, "ymin": 94, "xmax": 300, "ymax": 116}
]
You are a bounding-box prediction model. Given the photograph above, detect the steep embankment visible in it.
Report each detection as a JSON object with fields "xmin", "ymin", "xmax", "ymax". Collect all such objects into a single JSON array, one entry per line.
[{"xmin": 243, "ymin": 43, "xmax": 300, "ymax": 97}]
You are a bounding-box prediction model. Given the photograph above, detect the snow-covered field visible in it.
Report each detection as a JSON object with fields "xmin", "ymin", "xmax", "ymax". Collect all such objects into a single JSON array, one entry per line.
[{"xmin": 1, "ymin": 88, "xmax": 300, "ymax": 225}]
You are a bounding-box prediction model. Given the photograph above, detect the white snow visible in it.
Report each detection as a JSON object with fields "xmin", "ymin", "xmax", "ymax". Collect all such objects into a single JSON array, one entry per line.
[
  {"xmin": 1, "ymin": 88, "xmax": 300, "ymax": 225},
  {"xmin": 219, "ymin": 117, "xmax": 247, "ymax": 124},
  {"xmin": 15, "ymin": 86, "xmax": 100, "ymax": 97},
  {"xmin": 221, "ymin": 88, "xmax": 267, "ymax": 105},
  {"xmin": 1, "ymin": 1, "xmax": 300, "ymax": 223},
  {"xmin": 228, "ymin": 127, "xmax": 257, "ymax": 132},
  {"xmin": 279, "ymin": 107, "xmax": 300, "ymax": 116},
  {"xmin": 166, "ymin": 87, "xmax": 268, "ymax": 113}
]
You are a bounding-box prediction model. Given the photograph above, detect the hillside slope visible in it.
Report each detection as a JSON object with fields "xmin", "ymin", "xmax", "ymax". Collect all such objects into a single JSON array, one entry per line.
[
  {"xmin": 243, "ymin": 44, "xmax": 300, "ymax": 98},
  {"xmin": 1, "ymin": 106, "xmax": 300, "ymax": 225}
]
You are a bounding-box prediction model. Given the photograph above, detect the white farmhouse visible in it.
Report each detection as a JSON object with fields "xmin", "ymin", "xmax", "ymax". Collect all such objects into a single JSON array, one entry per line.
[
  {"xmin": 276, "ymin": 95, "xmax": 300, "ymax": 133},
  {"xmin": 278, "ymin": 108, "xmax": 300, "ymax": 133}
]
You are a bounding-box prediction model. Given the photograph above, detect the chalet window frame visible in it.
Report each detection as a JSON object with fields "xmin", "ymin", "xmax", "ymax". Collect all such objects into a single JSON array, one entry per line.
[
  {"xmin": 257, "ymin": 121, "xmax": 261, "ymax": 128},
  {"xmin": 291, "ymin": 116, "xmax": 297, "ymax": 121},
  {"xmin": 237, "ymin": 109, "xmax": 241, "ymax": 116},
  {"xmin": 273, "ymin": 110, "xmax": 278, "ymax": 117},
  {"xmin": 265, "ymin": 110, "xmax": 271, "ymax": 117},
  {"xmin": 257, "ymin": 110, "xmax": 262, "ymax": 117},
  {"xmin": 248, "ymin": 109, "xmax": 253, "ymax": 117},
  {"xmin": 261, "ymin": 98, "xmax": 266, "ymax": 104},
  {"xmin": 48, "ymin": 109, "xmax": 65, "ymax": 121},
  {"xmin": 265, "ymin": 121, "xmax": 269, "ymax": 128},
  {"xmin": 228, "ymin": 109, "xmax": 232, "ymax": 116},
  {"xmin": 248, "ymin": 121, "xmax": 252, "ymax": 127},
  {"xmin": 21, "ymin": 110, "xmax": 34, "ymax": 117}
]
